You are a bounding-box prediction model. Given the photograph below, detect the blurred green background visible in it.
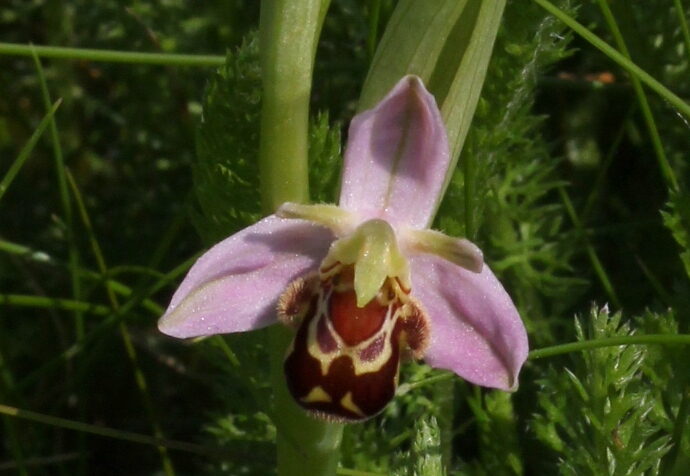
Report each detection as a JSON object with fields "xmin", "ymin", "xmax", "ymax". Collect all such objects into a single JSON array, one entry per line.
[{"xmin": 1, "ymin": 0, "xmax": 690, "ymax": 474}]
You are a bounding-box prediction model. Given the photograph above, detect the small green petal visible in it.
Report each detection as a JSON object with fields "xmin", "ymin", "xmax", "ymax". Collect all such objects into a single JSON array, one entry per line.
[
  {"xmin": 406, "ymin": 229, "xmax": 483, "ymax": 273},
  {"xmin": 276, "ymin": 202, "xmax": 356, "ymax": 235},
  {"xmin": 323, "ymin": 219, "xmax": 410, "ymax": 307}
]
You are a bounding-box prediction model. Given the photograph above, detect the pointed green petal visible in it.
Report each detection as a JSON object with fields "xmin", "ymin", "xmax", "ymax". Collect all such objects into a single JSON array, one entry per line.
[
  {"xmin": 276, "ymin": 202, "xmax": 356, "ymax": 236},
  {"xmin": 322, "ymin": 219, "xmax": 410, "ymax": 307}
]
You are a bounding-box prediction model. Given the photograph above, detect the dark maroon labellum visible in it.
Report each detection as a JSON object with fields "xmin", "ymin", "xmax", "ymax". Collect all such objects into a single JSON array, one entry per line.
[{"xmin": 278, "ymin": 266, "xmax": 428, "ymax": 422}]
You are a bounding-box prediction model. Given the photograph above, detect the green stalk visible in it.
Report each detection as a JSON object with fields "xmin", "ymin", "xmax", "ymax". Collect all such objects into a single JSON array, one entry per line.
[
  {"xmin": 259, "ymin": 0, "xmax": 327, "ymax": 211},
  {"xmin": 270, "ymin": 327, "xmax": 344, "ymax": 475},
  {"xmin": 258, "ymin": 1, "xmax": 343, "ymax": 475},
  {"xmin": 663, "ymin": 383, "xmax": 690, "ymax": 475},
  {"xmin": 528, "ymin": 334, "xmax": 690, "ymax": 359},
  {"xmin": 336, "ymin": 468, "xmax": 386, "ymax": 476},
  {"xmin": 0, "ymin": 42, "xmax": 223, "ymax": 66}
]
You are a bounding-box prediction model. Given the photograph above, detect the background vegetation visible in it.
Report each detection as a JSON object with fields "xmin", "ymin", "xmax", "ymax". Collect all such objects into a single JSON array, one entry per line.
[{"xmin": 1, "ymin": 0, "xmax": 689, "ymax": 474}]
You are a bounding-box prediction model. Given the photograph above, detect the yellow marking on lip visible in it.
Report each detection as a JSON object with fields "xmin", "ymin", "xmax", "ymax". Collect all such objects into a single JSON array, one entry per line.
[
  {"xmin": 306, "ymin": 289, "xmax": 339, "ymax": 376},
  {"xmin": 340, "ymin": 392, "xmax": 365, "ymax": 417},
  {"xmin": 301, "ymin": 386, "xmax": 332, "ymax": 403}
]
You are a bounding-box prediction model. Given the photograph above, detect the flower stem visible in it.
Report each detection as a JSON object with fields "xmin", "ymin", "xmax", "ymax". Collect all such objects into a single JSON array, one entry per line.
[
  {"xmin": 259, "ymin": 0, "xmax": 329, "ymax": 211},
  {"xmin": 269, "ymin": 326, "xmax": 343, "ymax": 476},
  {"xmin": 258, "ymin": 1, "xmax": 343, "ymax": 475}
]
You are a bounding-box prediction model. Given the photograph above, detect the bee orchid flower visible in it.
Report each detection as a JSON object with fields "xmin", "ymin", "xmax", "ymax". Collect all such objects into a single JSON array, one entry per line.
[{"xmin": 159, "ymin": 76, "xmax": 528, "ymax": 422}]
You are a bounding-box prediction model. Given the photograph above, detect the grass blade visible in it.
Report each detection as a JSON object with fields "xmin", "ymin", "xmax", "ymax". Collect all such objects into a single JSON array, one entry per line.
[
  {"xmin": 0, "ymin": 99, "xmax": 62, "ymax": 202},
  {"xmin": 31, "ymin": 48, "xmax": 84, "ymax": 341},
  {"xmin": 0, "ymin": 403, "xmax": 227, "ymax": 457},
  {"xmin": 595, "ymin": 0, "xmax": 678, "ymax": 191},
  {"xmin": 533, "ymin": 0, "xmax": 690, "ymax": 120},
  {"xmin": 65, "ymin": 170, "xmax": 176, "ymax": 476},
  {"xmin": 0, "ymin": 42, "xmax": 224, "ymax": 67}
]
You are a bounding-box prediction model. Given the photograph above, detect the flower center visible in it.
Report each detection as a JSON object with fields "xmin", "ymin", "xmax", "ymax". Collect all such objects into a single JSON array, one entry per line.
[
  {"xmin": 278, "ymin": 264, "xmax": 428, "ymax": 422},
  {"xmin": 327, "ymin": 268, "xmax": 388, "ymax": 346},
  {"xmin": 277, "ymin": 203, "xmax": 413, "ymax": 307},
  {"xmin": 274, "ymin": 202, "xmax": 483, "ymax": 421},
  {"xmin": 321, "ymin": 218, "xmax": 411, "ymax": 307}
]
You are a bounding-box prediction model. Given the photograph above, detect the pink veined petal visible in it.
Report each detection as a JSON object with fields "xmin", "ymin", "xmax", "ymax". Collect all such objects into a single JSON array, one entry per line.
[
  {"xmin": 158, "ymin": 215, "xmax": 334, "ymax": 338},
  {"xmin": 409, "ymin": 254, "xmax": 528, "ymax": 391},
  {"xmin": 339, "ymin": 75, "xmax": 450, "ymax": 229}
]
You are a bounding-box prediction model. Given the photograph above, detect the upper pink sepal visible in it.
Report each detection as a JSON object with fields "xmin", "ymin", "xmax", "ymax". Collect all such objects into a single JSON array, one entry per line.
[
  {"xmin": 158, "ymin": 215, "xmax": 333, "ymax": 338},
  {"xmin": 409, "ymin": 254, "xmax": 528, "ymax": 391},
  {"xmin": 339, "ymin": 76, "xmax": 450, "ymax": 229}
]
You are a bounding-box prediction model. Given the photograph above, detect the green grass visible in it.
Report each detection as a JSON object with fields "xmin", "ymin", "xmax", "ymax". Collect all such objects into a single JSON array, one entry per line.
[{"xmin": 1, "ymin": 0, "xmax": 690, "ymax": 474}]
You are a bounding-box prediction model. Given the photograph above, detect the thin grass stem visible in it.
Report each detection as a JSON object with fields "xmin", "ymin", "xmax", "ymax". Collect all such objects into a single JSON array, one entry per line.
[
  {"xmin": 16, "ymin": 254, "xmax": 195, "ymax": 393},
  {"xmin": 533, "ymin": 0, "xmax": 690, "ymax": 120},
  {"xmin": 0, "ymin": 349, "xmax": 27, "ymax": 475},
  {"xmin": 0, "ymin": 453, "xmax": 80, "ymax": 472},
  {"xmin": 596, "ymin": 0, "xmax": 678, "ymax": 191},
  {"xmin": 0, "ymin": 42, "xmax": 224, "ymax": 67},
  {"xmin": 0, "ymin": 238, "xmax": 167, "ymax": 316},
  {"xmin": 662, "ymin": 383, "xmax": 690, "ymax": 474},
  {"xmin": 211, "ymin": 336, "xmax": 241, "ymax": 368},
  {"xmin": 635, "ymin": 256, "xmax": 674, "ymax": 306},
  {"xmin": 66, "ymin": 171, "xmax": 176, "ymax": 475},
  {"xmin": 210, "ymin": 336, "xmax": 277, "ymax": 424},
  {"xmin": 0, "ymin": 418, "xmax": 27, "ymax": 475},
  {"xmin": 559, "ymin": 186, "xmax": 622, "ymax": 308},
  {"xmin": 529, "ymin": 334, "xmax": 690, "ymax": 359},
  {"xmin": 397, "ymin": 372, "xmax": 454, "ymax": 395},
  {"xmin": 31, "ymin": 50, "xmax": 83, "ymax": 342},
  {"xmin": 581, "ymin": 104, "xmax": 632, "ymax": 222},
  {"xmin": 0, "ymin": 294, "xmax": 111, "ymax": 315},
  {"xmin": 674, "ymin": 0, "xmax": 690, "ymax": 65},
  {"xmin": 0, "ymin": 99, "xmax": 62, "ymax": 202},
  {"xmin": 0, "ymin": 403, "xmax": 228, "ymax": 457}
]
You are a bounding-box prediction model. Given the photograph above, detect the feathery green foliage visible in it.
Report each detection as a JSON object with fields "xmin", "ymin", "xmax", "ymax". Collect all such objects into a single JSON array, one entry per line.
[
  {"xmin": 192, "ymin": 34, "xmax": 263, "ymax": 244},
  {"xmin": 193, "ymin": 34, "xmax": 343, "ymax": 244},
  {"xmin": 3, "ymin": 0, "xmax": 690, "ymax": 474},
  {"xmin": 466, "ymin": 391, "xmax": 523, "ymax": 476},
  {"xmin": 392, "ymin": 417, "xmax": 444, "ymax": 476},
  {"xmin": 534, "ymin": 307, "xmax": 673, "ymax": 475},
  {"xmin": 662, "ymin": 191, "xmax": 690, "ymax": 279},
  {"xmin": 308, "ymin": 112, "xmax": 342, "ymax": 204}
]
